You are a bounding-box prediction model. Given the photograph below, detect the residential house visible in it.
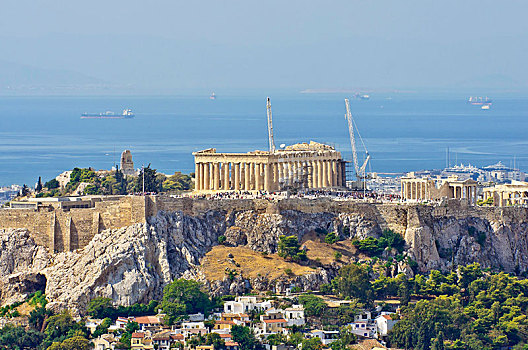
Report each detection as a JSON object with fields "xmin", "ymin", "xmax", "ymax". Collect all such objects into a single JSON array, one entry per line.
[
  {"xmin": 213, "ymin": 320, "xmax": 235, "ymax": 333},
  {"xmin": 349, "ymin": 321, "xmax": 377, "ymax": 338},
  {"xmin": 225, "ymin": 341, "xmax": 240, "ymax": 350},
  {"xmin": 86, "ymin": 318, "xmax": 104, "ymax": 334},
  {"xmin": 188, "ymin": 313, "xmax": 205, "ymax": 321},
  {"xmin": 375, "ymin": 314, "xmax": 397, "ymax": 338},
  {"xmin": 115, "ymin": 317, "xmax": 132, "ymax": 329},
  {"xmin": 309, "ymin": 330, "xmax": 339, "ymax": 346},
  {"xmin": 283, "ymin": 305, "xmax": 305, "ymax": 327},
  {"xmin": 131, "ymin": 332, "xmax": 154, "ymax": 350},
  {"xmin": 152, "ymin": 330, "xmax": 177, "ymax": 350},
  {"xmin": 261, "ymin": 318, "xmax": 288, "ymax": 335},
  {"xmin": 134, "ymin": 316, "xmax": 162, "ymax": 332},
  {"xmin": 196, "ymin": 346, "xmax": 214, "ymax": 350},
  {"xmin": 354, "ymin": 311, "xmax": 373, "ymax": 323},
  {"xmin": 92, "ymin": 334, "xmax": 118, "ymax": 350},
  {"xmin": 224, "ymin": 296, "xmax": 272, "ymax": 314},
  {"xmin": 178, "ymin": 321, "xmax": 208, "ymax": 338}
]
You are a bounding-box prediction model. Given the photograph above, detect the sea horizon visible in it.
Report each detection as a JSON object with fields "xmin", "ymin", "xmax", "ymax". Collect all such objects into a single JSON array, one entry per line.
[{"xmin": 1, "ymin": 92, "xmax": 527, "ymax": 187}]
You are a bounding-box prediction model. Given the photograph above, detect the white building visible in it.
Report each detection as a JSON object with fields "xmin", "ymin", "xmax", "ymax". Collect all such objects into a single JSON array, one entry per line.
[
  {"xmin": 85, "ymin": 318, "xmax": 104, "ymax": 334},
  {"xmin": 375, "ymin": 314, "xmax": 397, "ymax": 338},
  {"xmin": 349, "ymin": 321, "xmax": 377, "ymax": 338},
  {"xmin": 224, "ymin": 296, "xmax": 272, "ymax": 314},
  {"xmin": 283, "ymin": 305, "xmax": 305, "ymax": 327},
  {"xmin": 309, "ymin": 330, "xmax": 339, "ymax": 345}
]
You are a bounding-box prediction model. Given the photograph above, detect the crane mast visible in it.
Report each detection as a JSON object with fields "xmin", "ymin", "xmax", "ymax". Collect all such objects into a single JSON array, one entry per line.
[
  {"xmin": 267, "ymin": 97, "xmax": 276, "ymax": 153},
  {"xmin": 344, "ymin": 98, "xmax": 370, "ymax": 183}
]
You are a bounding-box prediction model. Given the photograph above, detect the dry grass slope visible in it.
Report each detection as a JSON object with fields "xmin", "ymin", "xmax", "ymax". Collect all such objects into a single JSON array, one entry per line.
[{"xmin": 200, "ymin": 231, "xmax": 365, "ymax": 281}]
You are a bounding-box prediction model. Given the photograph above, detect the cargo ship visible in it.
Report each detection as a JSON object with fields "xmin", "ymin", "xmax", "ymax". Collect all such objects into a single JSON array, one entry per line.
[
  {"xmin": 81, "ymin": 109, "xmax": 134, "ymax": 119},
  {"xmin": 468, "ymin": 97, "xmax": 492, "ymax": 105}
]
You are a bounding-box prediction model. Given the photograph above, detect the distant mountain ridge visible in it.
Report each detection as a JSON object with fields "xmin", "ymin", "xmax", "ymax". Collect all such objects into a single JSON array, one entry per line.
[{"xmin": 0, "ymin": 59, "xmax": 106, "ymax": 87}]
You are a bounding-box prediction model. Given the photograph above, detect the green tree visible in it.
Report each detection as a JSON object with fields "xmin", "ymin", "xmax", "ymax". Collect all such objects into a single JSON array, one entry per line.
[
  {"xmin": 431, "ymin": 331, "xmax": 445, "ymax": 350},
  {"xmin": 352, "ymin": 237, "xmax": 381, "ymax": 254},
  {"xmin": 301, "ymin": 337, "xmax": 323, "ymax": 350},
  {"xmin": 287, "ymin": 332, "xmax": 304, "ymax": 347},
  {"xmin": 206, "ymin": 332, "xmax": 226, "ymax": 350},
  {"xmin": 277, "ymin": 235, "xmax": 306, "ymax": 262},
  {"xmin": 161, "ymin": 279, "xmax": 212, "ymax": 324},
  {"xmin": 231, "ymin": 325, "xmax": 262, "ymax": 350},
  {"xmin": 397, "ymin": 275, "xmax": 412, "ymax": 306},
  {"xmin": 298, "ymin": 294, "xmax": 327, "ymax": 317},
  {"xmin": 162, "ymin": 172, "xmax": 193, "ymax": 192},
  {"xmin": 267, "ymin": 333, "xmax": 287, "ymax": 346},
  {"xmin": 45, "ymin": 178, "xmax": 60, "ymax": 189},
  {"xmin": 118, "ymin": 321, "xmax": 139, "ymax": 348},
  {"xmin": 43, "ymin": 310, "xmax": 88, "ymax": 346},
  {"xmin": 47, "ymin": 335, "xmax": 90, "ymax": 350},
  {"xmin": 339, "ymin": 325, "xmax": 357, "ymax": 345},
  {"xmin": 0, "ymin": 324, "xmax": 44, "ymax": 349},
  {"xmin": 93, "ymin": 318, "xmax": 113, "ymax": 338},
  {"xmin": 21, "ymin": 184, "xmax": 30, "ymax": 196},
  {"xmin": 134, "ymin": 165, "xmax": 163, "ymax": 193},
  {"xmin": 325, "ymin": 232, "xmax": 338, "ymax": 244},
  {"xmin": 36, "ymin": 176, "xmax": 43, "ymax": 192},
  {"xmin": 87, "ymin": 297, "xmax": 114, "ymax": 319},
  {"xmin": 333, "ymin": 264, "xmax": 373, "ymax": 304},
  {"xmin": 458, "ymin": 263, "xmax": 483, "ymax": 290},
  {"xmin": 29, "ymin": 305, "xmax": 52, "ymax": 332}
]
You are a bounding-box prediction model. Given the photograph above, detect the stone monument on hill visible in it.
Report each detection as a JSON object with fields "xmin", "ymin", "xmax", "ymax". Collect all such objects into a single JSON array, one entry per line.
[{"xmin": 120, "ymin": 150, "xmax": 136, "ymax": 176}]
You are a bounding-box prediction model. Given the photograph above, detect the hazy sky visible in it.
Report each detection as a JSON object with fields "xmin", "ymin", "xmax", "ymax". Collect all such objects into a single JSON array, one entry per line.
[{"xmin": 1, "ymin": 0, "xmax": 527, "ymax": 91}]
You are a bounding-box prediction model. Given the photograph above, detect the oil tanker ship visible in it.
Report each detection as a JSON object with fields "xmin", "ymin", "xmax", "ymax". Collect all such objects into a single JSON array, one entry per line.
[{"xmin": 81, "ymin": 109, "xmax": 134, "ymax": 119}]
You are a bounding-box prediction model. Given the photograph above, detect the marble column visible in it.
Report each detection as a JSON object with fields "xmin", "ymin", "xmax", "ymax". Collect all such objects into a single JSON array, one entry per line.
[
  {"xmin": 332, "ymin": 161, "xmax": 338, "ymax": 187},
  {"xmin": 316, "ymin": 160, "xmax": 322, "ymax": 188},
  {"xmin": 195, "ymin": 162, "xmax": 201, "ymax": 190},
  {"xmin": 244, "ymin": 163, "xmax": 250, "ymax": 190},
  {"xmin": 234, "ymin": 163, "xmax": 240, "ymax": 191},
  {"xmin": 264, "ymin": 164, "xmax": 271, "ymax": 192},
  {"xmin": 273, "ymin": 163, "xmax": 279, "ymax": 191},
  {"xmin": 203, "ymin": 163, "xmax": 210, "ymax": 190},
  {"xmin": 321, "ymin": 160, "xmax": 328, "ymax": 187},
  {"xmin": 255, "ymin": 164, "xmax": 261, "ymax": 190},
  {"xmin": 223, "ymin": 163, "xmax": 230, "ymax": 190},
  {"xmin": 213, "ymin": 163, "xmax": 220, "ymax": 190},
  {"xmin": 249, "ymin": 162, "xmax": 255, "ymax": 190}
]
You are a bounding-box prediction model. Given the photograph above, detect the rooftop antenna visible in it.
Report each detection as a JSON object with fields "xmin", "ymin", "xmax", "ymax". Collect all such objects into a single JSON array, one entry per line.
[{"xmin": 266, "ymin": 97, "xmax": 276, "ymax": 153}]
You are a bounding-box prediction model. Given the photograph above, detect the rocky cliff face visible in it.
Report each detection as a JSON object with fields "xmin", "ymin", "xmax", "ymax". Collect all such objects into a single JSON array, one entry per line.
[
  {"xmin": 1, "ymin": 201, "xmax": 528, "ymax": 312},
  {"xmin": 0, "ymin": 229, "xmax": 48, "ymax": 305}
]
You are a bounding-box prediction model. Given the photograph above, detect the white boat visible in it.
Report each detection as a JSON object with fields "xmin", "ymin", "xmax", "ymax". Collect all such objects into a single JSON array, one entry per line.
[
  {"xmin": 481, "ymin": 104, "xmax": 490, "ymax": 110},
  {"xmin": 210, "ymin": 92, "xmax": 216, "ymax": 100}
]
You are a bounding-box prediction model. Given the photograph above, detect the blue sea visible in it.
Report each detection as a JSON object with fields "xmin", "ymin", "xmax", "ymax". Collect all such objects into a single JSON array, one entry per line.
[{"xmin": 1, "ymin": 93, "xmax": 527, "ymax": 186}]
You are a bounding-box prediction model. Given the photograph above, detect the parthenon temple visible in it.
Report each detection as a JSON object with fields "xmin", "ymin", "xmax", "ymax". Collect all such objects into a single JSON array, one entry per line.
[
  {"xmin": 400, "ymin": 174, "xmax": 478, "ymax": 204},
  {"xmin": 193, "ymin": 141, "xmax": 346, "ymax": 192}
]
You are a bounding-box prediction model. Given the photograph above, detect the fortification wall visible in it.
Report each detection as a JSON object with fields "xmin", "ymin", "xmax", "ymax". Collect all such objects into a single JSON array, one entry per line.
[
  {"xmin": 2, "ymin": 195, "xmax": 527, "ymax": 253},
  {"xmin": 0, "ymin": 196, "xmax": 147, "ymax": 252}
]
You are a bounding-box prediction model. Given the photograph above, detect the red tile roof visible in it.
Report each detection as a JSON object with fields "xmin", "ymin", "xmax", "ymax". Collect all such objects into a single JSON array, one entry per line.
[
  {"xmin": 382, "ymin": 314, "xmax": 392, "ymax": 320},
  {"xmin": 263, "ymin": 319, "xmax": 287, "ymax": 324},
  {"xmin": 132, "ymin": 332, "xmax": 145, "ymax": 338},
  {"xmin": 135, "ymin": 316, "xmax": 161, "ymax": 324},
  {"xmin": 225, "ymin": 341, "xmax": 239, "ymax": 346},
  {"xmin": 219, "ymin": 334, "xmax": 232, "ymax": 338}
]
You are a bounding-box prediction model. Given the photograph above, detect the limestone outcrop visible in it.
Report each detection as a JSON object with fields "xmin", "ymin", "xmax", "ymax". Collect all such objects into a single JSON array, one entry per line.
[
  {"xmin": 0, "ymin": 200, "xmax": 527, "ymax": 313},
  {"xmin": 0, "ymin": 229, "xmax": 48, "ymax": 305}
]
